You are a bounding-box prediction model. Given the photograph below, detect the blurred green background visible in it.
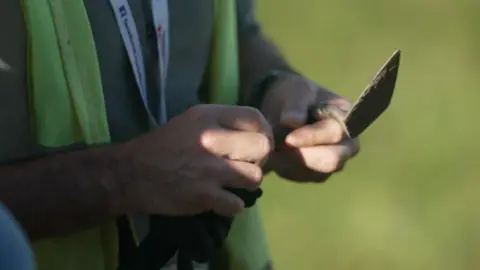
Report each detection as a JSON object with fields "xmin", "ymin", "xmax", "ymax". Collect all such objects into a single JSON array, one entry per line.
[{"xmin": 256, "ymin": 0, "xmax": 480, "ymax": 269}]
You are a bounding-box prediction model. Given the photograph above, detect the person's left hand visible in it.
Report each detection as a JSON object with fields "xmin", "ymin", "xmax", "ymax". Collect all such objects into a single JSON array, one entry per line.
[{"xmin": 261, "ymin": 73, "xmax": 360, "ymax": 183}]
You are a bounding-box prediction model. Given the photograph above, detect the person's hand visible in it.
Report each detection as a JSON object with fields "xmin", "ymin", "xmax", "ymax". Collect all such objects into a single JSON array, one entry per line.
[
  {"xmin": 117, "ymin": 104, "xmax": 273, "ymax": 217},
  {"xmin": 261, "ymin": 73, "xmax": 360, "ymax": 183}
]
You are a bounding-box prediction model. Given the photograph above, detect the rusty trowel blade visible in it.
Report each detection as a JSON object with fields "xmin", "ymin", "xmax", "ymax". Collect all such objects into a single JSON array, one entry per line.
[{"xmin": 343, "ymin": 49, "xmax": 401, "ymax": 138}]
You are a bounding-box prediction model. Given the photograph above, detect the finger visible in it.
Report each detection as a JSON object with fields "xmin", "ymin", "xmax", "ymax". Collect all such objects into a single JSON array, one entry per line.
[
  {"xmin": 269, "ymin": 151, "xmax": 332, "ymax": 183},
  {"xmin": 209, "ymin": 189, "xmax": 245, "ymax": 217},
  {"xmin": 219, "ymin": 160, "xmax": 263, "ymax": 190},
  {"xmin": 285, "ymin": 118, "xmax": 346, "ymax": 147},
  {"xmin": 200, "ymin": 129, "xmax": 272, "ymax": 162},
  {"xmin": 296, "ymin": 139, "xmax": 359, "ymax": 173},
  {"xmin": 219, "ymin": 106, "xmax": 272, "ymax": 136},
  {"xmin": 279, "ymin": 80, "xmax": 317, "ymax": 129}
]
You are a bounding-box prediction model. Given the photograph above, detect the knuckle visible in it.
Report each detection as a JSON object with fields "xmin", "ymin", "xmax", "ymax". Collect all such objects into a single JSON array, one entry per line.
[
  {"xmin": 257, "ymin": 135, "xmax": 273, "ymax": 157},
  {"xmin": 241, "ymin": 106, "xmax": 263, "ymax": 120},
  {"xmin": 223, "ymin": 106, "xmax": 265, "ymax": 132},
  {"xmin": 242, "ymin": 106, "xmax": 266, "ymax": 127},
  {"xmin": 185, "ymin": 104, "xmax": 212, "ymax": 122}
]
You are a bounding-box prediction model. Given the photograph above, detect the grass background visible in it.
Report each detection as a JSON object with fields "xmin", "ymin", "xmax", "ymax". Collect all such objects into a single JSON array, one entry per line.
[{"xmin": 256, "ymin": 0, "xmax": 480, "ymax": 269}]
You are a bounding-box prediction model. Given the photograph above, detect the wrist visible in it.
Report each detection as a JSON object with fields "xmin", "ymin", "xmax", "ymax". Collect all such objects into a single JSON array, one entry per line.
[
  {"xmin": 100, "ymin": 141, "xmax": 137, "ymax": 216},
  {"xmin": 249, "ymin": 69, "xmax": 299, "ymax": 110}
]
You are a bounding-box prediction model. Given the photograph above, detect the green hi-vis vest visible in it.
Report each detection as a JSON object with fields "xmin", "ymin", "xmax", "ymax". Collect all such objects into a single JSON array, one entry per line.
[{"xmin": 21, "ymin": 0, "xmax": 271, "ymax": 269}]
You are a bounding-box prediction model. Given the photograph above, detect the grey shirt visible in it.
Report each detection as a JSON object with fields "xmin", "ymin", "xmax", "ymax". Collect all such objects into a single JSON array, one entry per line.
[{"xmin": 0, "ymin": 0, "xmax": 258, "ymax": 160}]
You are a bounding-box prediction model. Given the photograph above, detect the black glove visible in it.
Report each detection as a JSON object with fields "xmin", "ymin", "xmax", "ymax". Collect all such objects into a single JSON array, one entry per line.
[{"xmin": 117, "ymin": 188, "xmax": 263, "ymax": 270}]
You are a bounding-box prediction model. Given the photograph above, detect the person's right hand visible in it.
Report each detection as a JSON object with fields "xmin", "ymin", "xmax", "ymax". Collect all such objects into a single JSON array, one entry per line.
[{"xmin": 117, "ymin": 104, "xmax": 273, "ymax": 217}]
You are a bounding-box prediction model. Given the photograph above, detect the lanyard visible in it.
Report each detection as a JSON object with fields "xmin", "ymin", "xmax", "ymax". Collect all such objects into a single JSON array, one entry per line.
[{"xmin": 109, "ymin": 0, "xmax": 169, "ymax": 124}]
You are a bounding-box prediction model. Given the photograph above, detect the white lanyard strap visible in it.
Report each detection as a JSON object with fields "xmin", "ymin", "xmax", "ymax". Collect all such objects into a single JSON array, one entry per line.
[
  {"xmin": 152, "ymin": 0, "xmax": 169, "ymax": 124},
  {"xmin": 109, "ymin": 0, "xmax": 169, "ymax": 124}
]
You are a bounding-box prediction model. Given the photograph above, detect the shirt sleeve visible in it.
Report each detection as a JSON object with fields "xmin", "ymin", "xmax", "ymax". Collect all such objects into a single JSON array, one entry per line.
[{"xmin": 236, "ymin": 0, "xmax": 260, "ymax": 35}]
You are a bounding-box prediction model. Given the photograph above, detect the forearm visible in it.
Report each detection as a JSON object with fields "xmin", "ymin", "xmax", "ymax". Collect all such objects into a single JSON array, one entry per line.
[
  {"xmin": 0, "ymin": 143, "xmax": 129, "ymax": 241},
  {"xmin": 238, "ymin": 30, "xmax": 294, "ymax": 105}
]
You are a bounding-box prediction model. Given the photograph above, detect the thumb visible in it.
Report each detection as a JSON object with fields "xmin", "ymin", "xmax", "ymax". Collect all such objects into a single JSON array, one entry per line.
[{"xmin": 279, "ymin": 79, "xmax": 317, "ymax": 129}]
